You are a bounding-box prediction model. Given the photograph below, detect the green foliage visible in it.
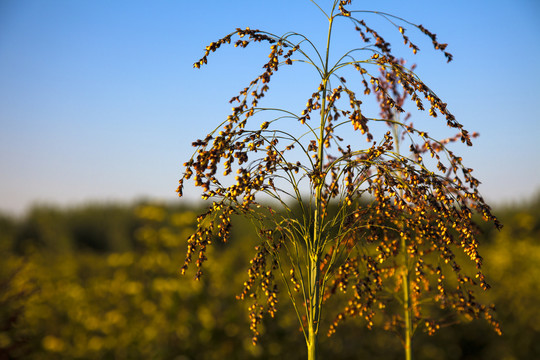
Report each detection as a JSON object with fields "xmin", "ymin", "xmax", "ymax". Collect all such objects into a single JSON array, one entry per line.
[
  {"xmin": 13, "ymin": 204, "xmax": 137, "ymax": 254},
  {"xmin": 1, "ymin": 204, "xmax": 257, "ymax": 359},
  {"xmin": 479, "ymin": 197, "xmax": 540, "ymax": 358},
  {"xmin": 0, "ymin": 199, "xmax": 539, "ymax": 359}
]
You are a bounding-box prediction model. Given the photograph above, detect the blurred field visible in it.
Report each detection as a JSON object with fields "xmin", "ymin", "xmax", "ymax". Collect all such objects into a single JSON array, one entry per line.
[{"xmin": 1, "ymin": 196, "xmax": 539, "ymax": 359}]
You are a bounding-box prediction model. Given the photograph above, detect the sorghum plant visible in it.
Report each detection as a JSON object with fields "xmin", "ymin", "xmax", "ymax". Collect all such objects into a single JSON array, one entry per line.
[
  {"xmin": 177, "ymin": 1, "xmax": 501, "ymax": 359},
  {"xmin": 325, "ymin": 65, "xmax": 502, "ymax": 360}
]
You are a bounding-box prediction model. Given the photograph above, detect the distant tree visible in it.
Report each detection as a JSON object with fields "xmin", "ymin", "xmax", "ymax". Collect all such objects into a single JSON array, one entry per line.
[
  {"xmin": 177, "ymin": 1, "xmax": 501, "ymax": 359},
  {"xmin": 15, "ymin": 207, "xmax": 73, "ymax": 253}
]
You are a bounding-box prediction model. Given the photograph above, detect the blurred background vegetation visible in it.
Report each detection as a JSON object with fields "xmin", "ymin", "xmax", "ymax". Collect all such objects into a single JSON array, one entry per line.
[{"xmin": 1, "ymin": 194, "xmax": 539, "ymax": 359}]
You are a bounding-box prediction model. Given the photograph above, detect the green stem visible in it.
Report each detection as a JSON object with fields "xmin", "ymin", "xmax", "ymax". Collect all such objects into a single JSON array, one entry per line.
[
  {"xmin": 393, "ymin": 108, "xmax": 413, "ymax": 360},
  {"xmin": 307, "ymin": 255, "xmax": 320, "ymax": 360},
  {"xmin": 401, "ymin": 235, "xmax": 413, "ymax": 360},
  {"xmin": 306, "ymin": 11, "xmax": 334, "ymax": 360}
]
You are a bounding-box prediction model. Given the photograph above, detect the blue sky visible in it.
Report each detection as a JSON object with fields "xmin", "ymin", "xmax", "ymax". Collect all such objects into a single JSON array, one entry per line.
[{"xmin": 1, "ymin": 0, "xmax": 539, "ymax": 215}]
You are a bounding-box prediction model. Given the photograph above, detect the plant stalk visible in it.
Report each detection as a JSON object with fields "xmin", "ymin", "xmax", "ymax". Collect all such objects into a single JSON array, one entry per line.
[
  {"xmin": 307, "ymin": 255, "xmax": 321, "ymax": 360},
  {"xmin": 401, "ymin": 235, "xmax": 413, "ymax": 360},
  {"xmin": 394, "ymin": 113, "xmax": 413, "ymax": 360},
  {"xmin": 306, "ymin": 11, "xmax": 334, "ymax": 360}
]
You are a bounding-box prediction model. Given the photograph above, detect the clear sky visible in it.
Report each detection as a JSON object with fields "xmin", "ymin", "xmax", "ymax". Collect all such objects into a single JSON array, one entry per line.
[{"xmin": 1, "ymin": 0, "xmax": 539, "ymax": 216}]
